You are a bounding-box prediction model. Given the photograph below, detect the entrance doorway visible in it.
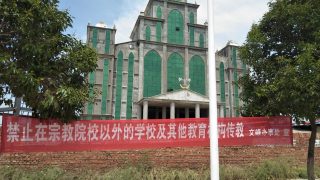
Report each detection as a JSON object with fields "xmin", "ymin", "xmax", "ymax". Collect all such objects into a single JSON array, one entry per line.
[{"xmin": 140, "ymin": 105, "xmax": 209, "ymax": 119}]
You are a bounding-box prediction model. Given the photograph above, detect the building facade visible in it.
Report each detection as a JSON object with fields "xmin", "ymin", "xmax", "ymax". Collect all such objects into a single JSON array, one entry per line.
[{"xmin": 82, "ymin": 0, "xmax": 246, "ymax": 120}]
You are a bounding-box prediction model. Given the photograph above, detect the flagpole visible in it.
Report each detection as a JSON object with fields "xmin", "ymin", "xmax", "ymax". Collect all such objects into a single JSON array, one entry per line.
[{"xmin": 208, "ymin": 0, "xmax": 219, "ymax": 179}]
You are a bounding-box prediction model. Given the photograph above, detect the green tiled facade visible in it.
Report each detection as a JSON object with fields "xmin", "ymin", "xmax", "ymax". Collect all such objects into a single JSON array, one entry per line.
[
  {"xmin": 115, "ymin": 51, "xmax": 124, "ymax": 119},
  {"xmin": 167, "ymin": 53, "xmax": 184, "ymax": 92},
  {"xmin": 168, "ymin": 9, "xmax": 184, "ymax": 44},
  {"xmin": 219, "ymin": 62, "xmax": 226, "ymax": 117},
  {"xmin": 189, "ymin": 55, "xmax": 205, "ymax": 95},
  {"xmin": 143, "ymin": 50, "xmax": 162, "ymax": 97},
  {"xmin": 126, "ymin": 53, "xmax": 134, "ymax": 119},
  {"xmin": 101, "ymin": 59, "xmax": 109, "ymax": 115}
]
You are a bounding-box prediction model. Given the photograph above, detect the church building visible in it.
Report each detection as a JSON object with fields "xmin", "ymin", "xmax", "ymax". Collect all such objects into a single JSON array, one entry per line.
[{"xmin": 82, "ymin": 0, "xmax": 246, "ymax": 120}]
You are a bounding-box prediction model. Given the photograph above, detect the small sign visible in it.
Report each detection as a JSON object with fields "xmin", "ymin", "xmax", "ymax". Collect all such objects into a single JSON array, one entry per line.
[{"xmin": 315, "ymin": 140, "xmax": 320, "ymax": 148}]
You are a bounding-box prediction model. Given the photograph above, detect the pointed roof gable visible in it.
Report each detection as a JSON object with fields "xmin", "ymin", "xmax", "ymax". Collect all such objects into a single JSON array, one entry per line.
[{"xmin": 145, "ymin": 89, "xmax": 209, "ymax": 103}]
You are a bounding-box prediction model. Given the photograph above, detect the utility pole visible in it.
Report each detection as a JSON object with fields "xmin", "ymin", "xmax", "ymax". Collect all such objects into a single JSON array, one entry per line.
[{"xmin": 208, "ymin": 0, "xmax": 220, "ymax": 179}]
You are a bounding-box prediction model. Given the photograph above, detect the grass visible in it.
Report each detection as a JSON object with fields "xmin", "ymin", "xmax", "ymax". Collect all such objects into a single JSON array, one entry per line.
[
  {"xmin": 0, "ymin": 166, "xmax": 210, "ymax": 180},
  {"xmin": 251, "ymin": 158, "xmax": 294, "ymax": 179},
  {"xmin": 219, "ymin": 165, "xmax": 248, "ymax": 180},
  {"xmin": 220, "ymin": 158, "xmax": 320, "ymax": 180},
  {"xmin": 0, "ymin": 158, "xmax": 319, "ymax": 180}
]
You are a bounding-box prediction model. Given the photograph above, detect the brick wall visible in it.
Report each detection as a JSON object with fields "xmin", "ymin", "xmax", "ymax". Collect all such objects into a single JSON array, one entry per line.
[{"xmin": 0, "ymin": 132, "xmax": 319, "ymax": 170}]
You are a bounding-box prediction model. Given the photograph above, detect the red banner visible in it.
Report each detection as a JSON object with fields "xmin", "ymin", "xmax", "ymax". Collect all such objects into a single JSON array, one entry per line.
[{"xmin": 0, "ymin": 115, "xmax": 292, "ymax": 153}]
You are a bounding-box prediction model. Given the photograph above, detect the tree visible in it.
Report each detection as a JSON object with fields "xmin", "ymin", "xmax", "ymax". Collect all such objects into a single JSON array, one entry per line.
[
  {"xmin": 0, "ymin": 0, "xmax": 97, "ymax": 122},
  {"xmin": 239, "ymin": 0, "xmax": 320, "ymax": 179}
]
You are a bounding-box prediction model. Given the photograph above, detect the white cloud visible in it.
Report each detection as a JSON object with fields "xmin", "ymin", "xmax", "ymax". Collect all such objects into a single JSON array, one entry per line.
[
  {"xmin": 214, "ymin": 0, "xmax": 269, "ymax": 49},
  {"xmin": 113, "ymin": 0, "xmax": 148, "ymax": 43}
]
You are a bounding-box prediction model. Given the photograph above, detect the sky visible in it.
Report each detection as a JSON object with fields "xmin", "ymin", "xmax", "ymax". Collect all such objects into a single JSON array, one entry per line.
[
  {"xmin": 0, "ymin": 0, "xmax": 270, "ymax": 125},
  {"xmin": 58, "ymin": 0, "xmax": 270, "ymax": 50}
]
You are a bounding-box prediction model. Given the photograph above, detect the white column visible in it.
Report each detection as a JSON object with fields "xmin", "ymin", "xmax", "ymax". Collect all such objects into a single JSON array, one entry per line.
[
  {"xmin": 170, "ymin": 102, "xmax": 175, "ymax": 119},
  {"xmin": 195, "ymin": 104, "xmax": 200, "ymax": 118},
  {"xmin": 220, "ymin": 106, "xmax": 224, "ymax": 118},
  {"xmin": 137, "ymin": 105, "xmax": 142, "ymax": 119},
  {"xmin": 162, "ymin": 106, "xmax": 167, "ymax": 119},
  {"xmin": 185, "ymin": 108, "xmax": 189, "ymax": 118},
  {"xmin": 184, "ymin": 4, "xmax": 188, "ymax": 46},
  {"xmin": 163, "ymin": 1, "xmax": 168, "ymax": 43},
  {"xmin": 162, "ymin": 45, "xmax": 167, "ymax": 93},
  {"xmin": 185, "ymin": 48, "xmax": 189, "ymax": 80},
  {"xmin": 143, "ymin": 101, "xmax": 148, "ymax": 120},
  {"xmin": 138, "ymin": 42, "xmax": 144, "ymax": 100}
]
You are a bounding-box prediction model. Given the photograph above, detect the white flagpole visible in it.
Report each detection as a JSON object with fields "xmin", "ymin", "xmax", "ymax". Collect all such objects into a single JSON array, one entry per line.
[{"xmin": 208, "ymin": 0, "xmax": 219, "ymax": 179}]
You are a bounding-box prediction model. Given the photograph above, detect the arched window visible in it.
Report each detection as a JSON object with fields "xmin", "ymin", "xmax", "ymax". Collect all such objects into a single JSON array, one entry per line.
[
  {"xmin": 189, "ymin": 12, "xmax": 194, "ymax": 24},
  {"xmin": 144, "ymin": 50, "xmax": 162, "ymax": 97},
  {"xmin": 168, "ymin": 9, "xmax": 184, "ymax": 44},
  {"xmin": 105, "ymin": 30, "xmax": 111, "ymax": 54},
  {"xmin": 220, "ymin": 62, "xmax": 226, "ymax": 117},
  {"xmin": 167, "ymin": 53, "xmax": 184, "ymax": 92},
  {"xmin": 156, "ymin": 6, "xmax": 162, "ymax": 19},
  {"xmin": 199, "ymin": 33, "xmax": 204, "ymax": 48},
  {"xmin": 145, "ymin": 26, "xmax": 151, "ymax": 41},
  {"xmin": 101, "ymin": 59, "xmax": 109, "ymax": 115},
  {"xmin": 156, "ymin": 23, "xmax": 162, "ymax": 42},
  {"xmin": 126, "ymin": 53, "xmax": 134, "ymax": 119},
  {"xmin": 115, "ymin": 51, "xmax": 124, "ymax": 119},
  {"xmin": 189, "ymin": 55, "xmax": 205, "ymax": 95},
  {"xmin": 156, "ymin": 6, "xmax": 162, "ymax": 42},
  {"xmin": 189, "ymin": 12, "xmax": 195, "ymax": 46},
  {"xmin": 190, "ymin": 29, "xmax": 194, "ymax": 46}
]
